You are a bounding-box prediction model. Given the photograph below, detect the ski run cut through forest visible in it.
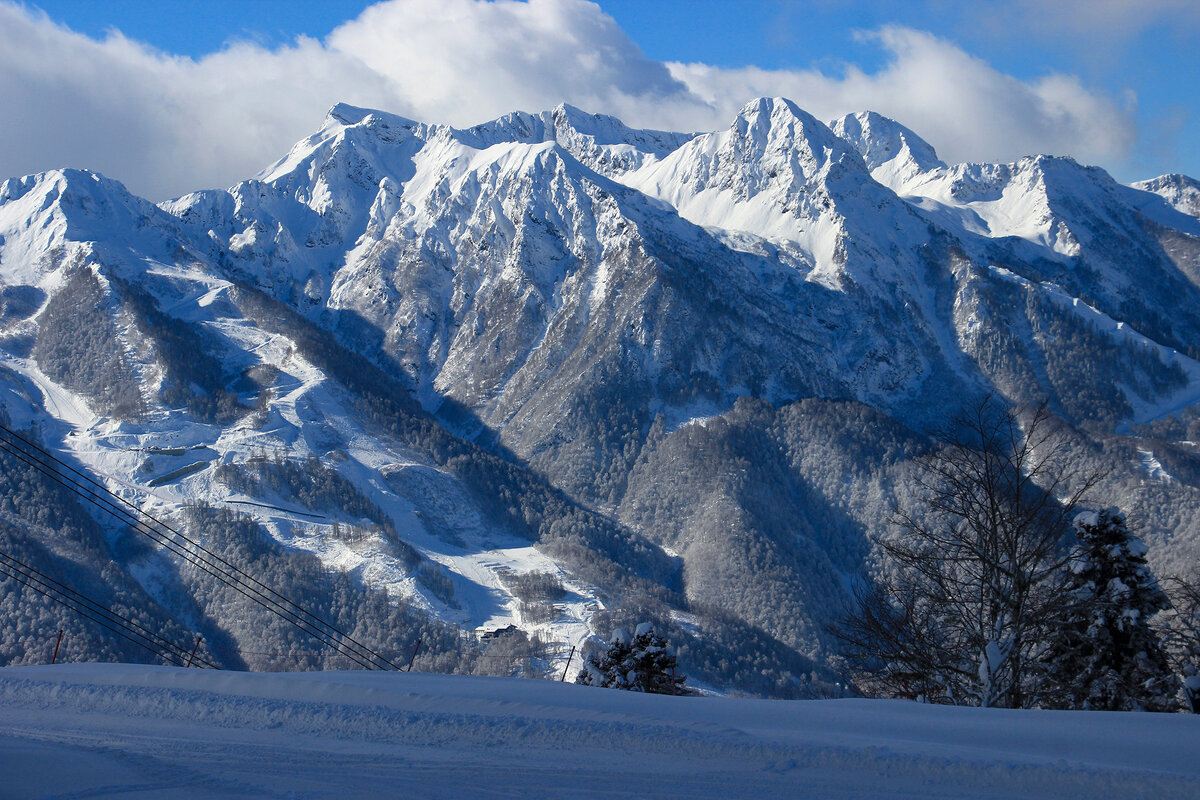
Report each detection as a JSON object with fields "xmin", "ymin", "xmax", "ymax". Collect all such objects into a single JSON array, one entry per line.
[{"xmin": 1, "ymin": 663, "xmax": 1198, "ymax": 799}]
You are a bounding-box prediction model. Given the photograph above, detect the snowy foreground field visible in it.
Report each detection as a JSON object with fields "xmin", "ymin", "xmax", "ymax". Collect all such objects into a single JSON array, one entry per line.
[{"xmin": 0, "ymin": 665, "xmax": 1197, "ymax": 799}]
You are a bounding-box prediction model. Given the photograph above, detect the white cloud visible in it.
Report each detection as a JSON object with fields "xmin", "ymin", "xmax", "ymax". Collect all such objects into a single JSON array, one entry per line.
[
  {"xmin": 0, "ymin": 6, "xmax": 397, "ymax": 200},
  {"xmin": 0, "ymin": 0, "xmax": 1140, "ymax": 200},
  {"xmin": 668, "ymin": 26, "xmax": 1137, "ymax": 169},
  {"xmin": 326, "ymin": 0, "xmax": 691, "ymax": 127}
]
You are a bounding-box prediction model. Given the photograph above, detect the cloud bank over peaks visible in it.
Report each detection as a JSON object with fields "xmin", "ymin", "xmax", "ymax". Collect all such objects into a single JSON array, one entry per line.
[
  {"xmin": 668, "ymin": 26, "xmax": 1137, "ymax": 171},
  {"xmin": 0, "ymin": 0, "xmax": 1140, "ymax": 200},
  {"xmin": 326, "ymin": 0, "xmax": 694, "ymax": 128}
]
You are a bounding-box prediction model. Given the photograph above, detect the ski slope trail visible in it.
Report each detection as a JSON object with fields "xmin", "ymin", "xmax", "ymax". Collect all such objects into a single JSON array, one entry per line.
[{"xmin": 1, "ymin": 664, "xmax": 1197, "ymax": 799}]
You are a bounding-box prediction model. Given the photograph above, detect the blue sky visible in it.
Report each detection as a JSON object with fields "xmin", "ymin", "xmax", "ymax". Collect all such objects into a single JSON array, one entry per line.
[
  {"xmin": 4, "ymin": 1, "xmax": 1197, "ymax": 199},
  {"xmin": 25, "ymin": 1, "xmax": 377, "ymax": 55}
]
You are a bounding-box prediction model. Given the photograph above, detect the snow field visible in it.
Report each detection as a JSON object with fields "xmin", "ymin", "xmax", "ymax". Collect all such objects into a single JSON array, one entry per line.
[
  {"xmin": 0, "ymin": 254, "xmax": 607, "ymax": 668},
  {"xmin": 0, "ymin": 664, "xmax": 1198, "ymax": 799}
]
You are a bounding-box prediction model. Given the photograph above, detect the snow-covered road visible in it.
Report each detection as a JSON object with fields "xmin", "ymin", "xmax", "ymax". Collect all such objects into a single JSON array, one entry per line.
[{"xmin": 0, "ymin": 664, "xmax": 1197, "ymax": 799}]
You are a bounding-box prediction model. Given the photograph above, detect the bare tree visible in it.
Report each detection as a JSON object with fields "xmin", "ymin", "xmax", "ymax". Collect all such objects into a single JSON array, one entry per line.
[
  {"xmin": 1159, "ymin": 567, "xmax": 1200, "ymax": 712},
  {"xmin": 834, "ymin": 575, "xmax": 960, "ymax": 703},
  {"xmin": 835, "ymin": 398, "xmax": 1102, "ymax": 707}
]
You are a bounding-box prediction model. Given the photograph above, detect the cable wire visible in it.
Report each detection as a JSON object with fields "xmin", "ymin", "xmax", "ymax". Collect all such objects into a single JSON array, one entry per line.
[
  {"xmin": 0, "ymin": 428, "xmax": 384, "ymax": 667},
  {"xmin": 0, "ymin": 431, "xmax": 385, "ymax": 669},
  {"xmin": 0, "ymin": 553, "xmax": 207, "ymax": 666},
  {"xmin": 0, "ymin": 423, "xmax": 402, "ymax": 670},
  {"xmin": 0, "ymin": 549, "xmax": 216, "ymax": 668}
]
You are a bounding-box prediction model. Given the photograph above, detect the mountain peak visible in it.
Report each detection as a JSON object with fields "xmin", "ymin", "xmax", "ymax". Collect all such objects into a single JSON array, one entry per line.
[
  {"xmin": 735, "ymin": 96, "xmax": 805, "ymax": 120},
  {"xmin": 326, "ymin": 102, "xmax": 374, "ymax": 127},
  {"xmin": 734, "ymin": 97, "xmax": 823, "ymax": 135},
  {"xmin": 621, "ymin": 97, "xmax": 901, "ymax": 284},
  {"xmin": 724, "ymin": 98, "xmax": 862, "ymax": 173},
  {"xmin": 458, "ymin": 104, "xmax": 690, "ymax": 178},
  {"xmin": 549, "ymin": 102, "xmax": 647, "ymax": 145},
  {"xmin": 0, "ymin": 168, "xmax": 177, "ymax": 286},
  {"xmin": 831, "ymin": 111, "xmax": 945, "ymax": 173},
  {"xmin": 323, "ymin": 102, "xmax": 420, "ymax": 132},
  {"xmin": 0, "ymin": 167, "xmax": 150, "ymax": 227},
  {"xmin": 1133, "ymin": 172, "xmax": 1200, "ymax": 219},
  {"xmin": 549, "ymin": 102, "xmax": 594, "ymax": 125},
  {"xmin": 829, "ymin": 110, "xmax": 946, "ymax": 195}
]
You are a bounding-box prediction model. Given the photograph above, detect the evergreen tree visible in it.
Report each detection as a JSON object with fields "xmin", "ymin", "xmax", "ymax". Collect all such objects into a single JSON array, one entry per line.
[
  {"xmin": 1042, "ymin": 508, "xmax": 1178, "ymax": 711},
  {"xmin": 576, "ymin": 623, "xmax": 689, "ymax": 695}
]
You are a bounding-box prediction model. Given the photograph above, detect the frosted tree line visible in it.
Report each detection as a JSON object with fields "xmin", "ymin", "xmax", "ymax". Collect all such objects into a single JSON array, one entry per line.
[{"xmin": 836, "ymin": 398, "xmax": 1198, "ymax": 711}]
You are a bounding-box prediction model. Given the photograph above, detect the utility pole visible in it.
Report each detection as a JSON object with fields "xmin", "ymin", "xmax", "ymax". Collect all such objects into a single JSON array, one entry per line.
[
  {"xmin": 407, "ymin": 638, "xmax": 422, "ymax": 671},
  {"xmin": 187, "ymin": 635, "xmax": 203, "ymax": 667},
  {"xmin": 560, "ymin": 645, "xmax": 575, "ymax": 681}
]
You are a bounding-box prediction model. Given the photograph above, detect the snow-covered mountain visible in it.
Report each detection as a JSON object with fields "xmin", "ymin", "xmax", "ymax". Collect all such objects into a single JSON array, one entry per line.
[
  {"xmin": 3, "ymin": 98, "xmax": 1200, "ymax": 694},
  {"xmin": 1135, "ymin": 173, "xmax": 1200, "ymax": 220}
]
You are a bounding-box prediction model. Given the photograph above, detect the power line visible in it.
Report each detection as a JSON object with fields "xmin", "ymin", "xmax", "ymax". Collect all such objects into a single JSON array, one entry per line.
[
  {"xmin": 0, "ymin": 426, "xmax": 393, "ymax": 668},
  {"xmin": 0, "ymin": 549, "xmax": 215, "ymax": 667},
  {"xmin": 0, "ymin": 549, "xmax": 214, "ymax": 667},
  {"xmin": 0, "ymin": 434, "xmax": 384, "ymax": 669},
  {"xmin": 0, "ymin": 423, "xmax": 402, "ymax": 670}
]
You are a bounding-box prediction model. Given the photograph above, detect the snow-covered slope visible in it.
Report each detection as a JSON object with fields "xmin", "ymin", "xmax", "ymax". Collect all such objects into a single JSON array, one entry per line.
[
  {"xmin": 1135, "ymin": 173, "xmax": 1200, "ymax": 219},
  {"xmin": 461, "ymin": 102, "xmax": 695, "ymax": 177},
  {"xmin": 830, "ymin": 109, "xmax": 947, "ymax": 192},
  {"xmin": 4, "ymin": 99, "xmax": 1200, "ymax": 693},
  {"xmin": 622, "ymin": 97, "xmax": 909, "ymax": 285},
  {"xmin": 2, "ymin": 664, "xmax": 1197, "ymax": 799}
]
